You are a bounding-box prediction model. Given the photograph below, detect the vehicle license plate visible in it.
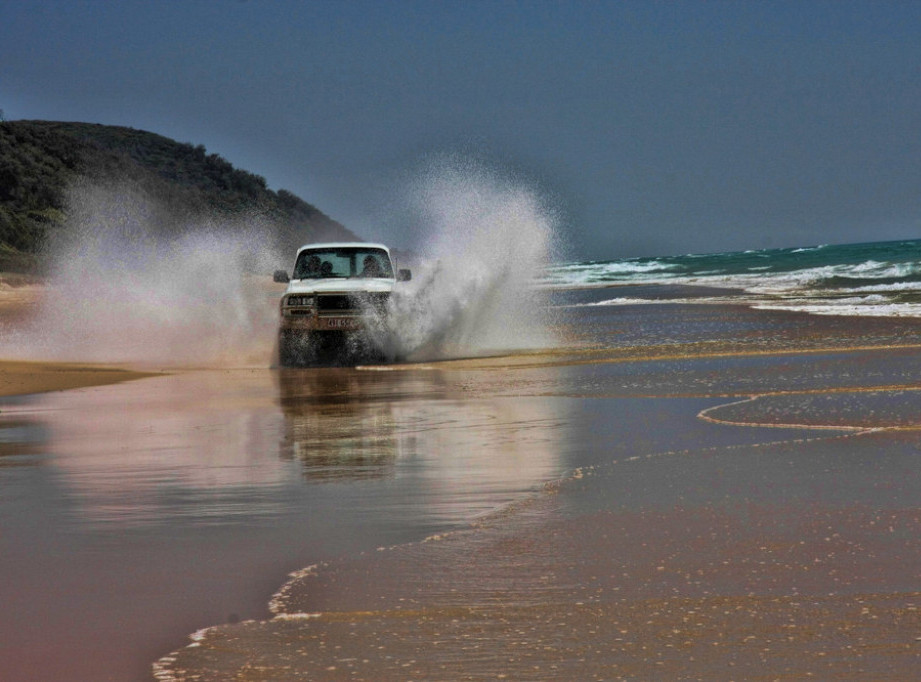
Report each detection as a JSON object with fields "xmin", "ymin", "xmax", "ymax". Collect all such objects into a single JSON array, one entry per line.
[{"xmin": 323, "ymin": 317, "xmax": 361, "ymax": 330}]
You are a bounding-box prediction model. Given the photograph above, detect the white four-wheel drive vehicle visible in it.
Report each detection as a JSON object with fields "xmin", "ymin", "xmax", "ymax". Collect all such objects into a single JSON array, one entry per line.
[{"xmin": 274, "ymin": 242, "xmax": 411, "ymax": 366}]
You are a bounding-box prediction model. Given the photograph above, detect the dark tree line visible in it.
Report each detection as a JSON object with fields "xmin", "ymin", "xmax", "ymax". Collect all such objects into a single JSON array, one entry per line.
[{"xmin": 0, "ymin": 120, "xmax": 356, "ymax": 271}]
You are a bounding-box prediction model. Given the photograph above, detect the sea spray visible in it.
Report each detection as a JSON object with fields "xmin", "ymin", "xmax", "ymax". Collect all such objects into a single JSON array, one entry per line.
[
  {"xmin": 0, "ymin": 162, "xmax": 562, "ymax": 367},
  {"xmin": 383, "ymin": 158, "xmax": 560, "ymax": 360},
  {"xmin": 1, "ymin": 179, "xmax": 284, "ymax": 366}
]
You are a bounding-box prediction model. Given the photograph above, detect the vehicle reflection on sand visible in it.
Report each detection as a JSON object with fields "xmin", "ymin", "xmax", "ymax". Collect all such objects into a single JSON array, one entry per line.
[
  {"xmin": 0, "ymin": 362, "xmax": 573, "ymax": 682},
  {"xmin": 276, "ymin": 369, "xmax": 410, "ymax": 482},
  {"xmin": 14, "ymin": 363, "xmax": 571, "ymax": 529},
  {"xmin": 276, "ymin": 366, "xmax": 570, "ymax": 517}
]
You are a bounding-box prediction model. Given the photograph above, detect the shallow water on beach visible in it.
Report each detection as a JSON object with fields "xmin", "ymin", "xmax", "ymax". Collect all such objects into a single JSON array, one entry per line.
[
  {"xmin": 0, "ymin": 365, "xmax": 795, "ymax": 681},
  {"xmin": 3, "ymin": 301, "xmax": 921, "ymax": 680},
  {"xmin": 0, "ymin": 366, "xmax": 581, "ymax": 681},
  {"xmin": 157, "ymin": 306, "xmax": 921, "ymax": 681},
  {"xmin": 158, "ymin": 386, "xmax": 921, "ymax": 680}
]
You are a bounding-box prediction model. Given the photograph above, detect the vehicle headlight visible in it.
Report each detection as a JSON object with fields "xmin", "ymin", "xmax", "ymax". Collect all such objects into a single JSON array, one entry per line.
[{"xmin": 286, "ymin": 295, "xmax": 315, "ymax": 307}]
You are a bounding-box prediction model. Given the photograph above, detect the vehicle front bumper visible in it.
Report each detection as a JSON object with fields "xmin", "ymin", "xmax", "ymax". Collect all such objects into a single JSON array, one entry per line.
[{"xmin": 279, "ymin": 312, "xmax": 367, "ymax": 332}]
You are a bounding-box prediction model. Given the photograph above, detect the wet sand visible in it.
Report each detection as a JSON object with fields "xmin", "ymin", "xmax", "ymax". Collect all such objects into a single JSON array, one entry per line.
[
  {"xmin": 0, "ymin": 279, "xmax": 156, "ymax": 396},
  {"xmin": 4, "ymin": 283, "xmax": 921, "ymax": 679},
  {"xmin": 157, "ymin": 302, "xmax": 921, "ymax": 680},
  {"xmin": 0, "ymin": 359, "xmax": 157, "ymax": 396}
]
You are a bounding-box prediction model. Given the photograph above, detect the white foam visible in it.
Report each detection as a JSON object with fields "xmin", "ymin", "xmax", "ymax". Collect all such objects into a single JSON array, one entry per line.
[
  {"xmin": 791, "ymin": 244, "xmax": 828, "ymax": 253},
  {"xmin": 575, "ymin": 296, "xmax": 743, "ymax": 308},
  {"xmin": 542, "ymin": 259, "xmax": 679, "ymax": 287},
  {"xmin": 268, "ymin": 563, "xmax": 321, "ymax": 614},
  {"xmin": 754, "ymin": 301, "xmax": 921, "ymax": 317},
  {"xmin": 546, "ymin": 250, "xmax": 921, "ymax": 318},
  {"xmin": 272, "ymin": 612, "xmax": 322, "ymax": 621}
]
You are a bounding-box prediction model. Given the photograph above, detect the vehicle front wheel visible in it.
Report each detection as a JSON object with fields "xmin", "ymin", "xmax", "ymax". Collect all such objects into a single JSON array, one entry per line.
[{"xmin": 278, "ymin": 330, "xmax": 317, "ymax": 367}]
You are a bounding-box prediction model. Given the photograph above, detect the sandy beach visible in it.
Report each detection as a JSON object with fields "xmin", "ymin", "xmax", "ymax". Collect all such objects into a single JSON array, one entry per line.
[
  {"xmin": 155, "ymin": 301, "xmax": 921, "ymax": 680},
  {"xmin": 0, "ymin": 360, "xmax": 156, "ymax": 397},
  {"xmin": 3, "ymin": 281, "xmax": 921, "ymax": 680},
  {"xmin": 0, "ymin": 281, "xmax": 156, "ymax": 396}
]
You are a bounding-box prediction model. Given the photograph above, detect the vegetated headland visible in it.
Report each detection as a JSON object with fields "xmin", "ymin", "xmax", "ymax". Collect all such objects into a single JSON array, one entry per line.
[{"xmin": 0, "ymin": 120, "xmax": 356, "ymax": 273}]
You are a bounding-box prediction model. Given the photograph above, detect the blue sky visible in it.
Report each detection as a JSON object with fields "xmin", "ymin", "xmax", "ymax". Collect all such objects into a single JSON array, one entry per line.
[{"xmin": 2, "ymin": 0, "xmax": 920, "ymax": 259}]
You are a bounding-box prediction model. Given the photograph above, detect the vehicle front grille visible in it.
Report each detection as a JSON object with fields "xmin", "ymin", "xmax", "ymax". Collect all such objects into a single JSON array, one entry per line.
[
  {"xmin": 317, "ymin": 293, "xmax": 390, "ymax": 314},
  {"xmin": 317, "ymin": 294, "xmax": 352, "ymax": 311}
]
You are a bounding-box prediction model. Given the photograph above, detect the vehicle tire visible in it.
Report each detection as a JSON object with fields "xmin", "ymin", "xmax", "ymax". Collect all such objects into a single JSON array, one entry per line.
[
  {"xmin": 278, "ymin": 330, "xmax": 317, "ymax": 367},
  {"xmin": 344, "ymin": 330, "xmax": 388, "ymax": 365},
  {"xmin": 277, "ymin": 330, "xmax": 297, "ymax": 367}
]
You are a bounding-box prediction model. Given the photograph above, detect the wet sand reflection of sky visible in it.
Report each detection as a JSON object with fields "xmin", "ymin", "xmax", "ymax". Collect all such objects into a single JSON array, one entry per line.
[
  {"xmin": 0, "ymin": 363, "xmax": 574, "ymax": 681},
  {"xmin": 9, "ymin": 368, "xmax": 571, "ymax": 529}
]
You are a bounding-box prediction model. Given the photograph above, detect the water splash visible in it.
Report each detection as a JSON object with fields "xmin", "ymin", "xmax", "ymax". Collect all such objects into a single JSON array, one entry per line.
[
  {"xmin": 1, "ymin": 161, "xmax": 561, "ymax": 368},
  {"xmin": 384, "ymin": 158, "xmax": 561, "ymax": 360},
  {"xmin": 1, "ymin": 179, "xmax": 283, "ymax": 367}
]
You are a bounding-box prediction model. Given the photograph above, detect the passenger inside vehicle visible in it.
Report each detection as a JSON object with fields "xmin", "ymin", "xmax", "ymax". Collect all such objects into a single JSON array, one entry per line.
[{"xmin": 360, "ymin": 255, "xmax": 382, "ymax": 277}]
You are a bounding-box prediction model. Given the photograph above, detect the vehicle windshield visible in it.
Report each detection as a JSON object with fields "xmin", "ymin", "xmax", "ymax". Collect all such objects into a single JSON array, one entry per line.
[{"xmin": 293, "ymin": 247, "xmax": 394, "ymax": 280}]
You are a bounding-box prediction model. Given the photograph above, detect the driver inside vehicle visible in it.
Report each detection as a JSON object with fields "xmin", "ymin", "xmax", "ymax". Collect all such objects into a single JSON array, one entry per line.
[{"xmin": 302, "ymin": 254, "xmax": 321, "ymax": 278}]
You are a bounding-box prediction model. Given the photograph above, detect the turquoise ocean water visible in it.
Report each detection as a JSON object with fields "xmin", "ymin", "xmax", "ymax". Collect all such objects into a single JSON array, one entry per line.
[{"xmin": 546, "ymin": 238, "xmax": 921, "ymax": 317}]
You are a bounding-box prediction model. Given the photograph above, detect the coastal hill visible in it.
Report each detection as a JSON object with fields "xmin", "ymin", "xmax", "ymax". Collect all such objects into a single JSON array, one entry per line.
[{"xmin": 0, "ymin": 120, "xmax": 357, "ymax": 271}]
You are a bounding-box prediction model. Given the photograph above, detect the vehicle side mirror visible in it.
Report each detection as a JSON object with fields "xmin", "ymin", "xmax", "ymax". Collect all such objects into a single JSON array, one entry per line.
[
  {"xmin": 397, "ymin": 269, "xmax": 412, "ymax": 282},
  {"xmin": 273, "ymin": 270, "xmax": 290, "ymax": 283}
]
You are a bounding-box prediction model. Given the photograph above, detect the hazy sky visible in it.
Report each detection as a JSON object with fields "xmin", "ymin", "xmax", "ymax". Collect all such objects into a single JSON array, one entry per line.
[{"xmin": 3, "ymin": 0, "xmax": 920, "ymax": 259}]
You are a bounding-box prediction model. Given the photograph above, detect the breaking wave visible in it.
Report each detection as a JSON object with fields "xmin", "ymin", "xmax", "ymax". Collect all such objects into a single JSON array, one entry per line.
[{"xmin": 546, "ymin": 239, "xmax": 921, "ymax": 318}]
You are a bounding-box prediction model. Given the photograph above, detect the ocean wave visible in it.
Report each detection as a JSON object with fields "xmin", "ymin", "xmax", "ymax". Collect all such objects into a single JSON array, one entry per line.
[
  {"xmin": 546, "ymin": 238, "xmax": 921, "ymax": 318},
  {"xmin": 570, "ymin": 296, "xmax": 743, "ymax": 308},
  {"xmin": 540, "ymin": 260, "xmax": 682, "ymax": 287},
  {"xmin": 753, "ymin": 300, "xmax": 921, "ymax": 317}
]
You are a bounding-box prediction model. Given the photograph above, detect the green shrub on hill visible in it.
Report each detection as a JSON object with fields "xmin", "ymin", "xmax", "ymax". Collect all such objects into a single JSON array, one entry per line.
[{"xmin": 0, "ymin": 120, "xmax": 356, "ymax": 271}]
